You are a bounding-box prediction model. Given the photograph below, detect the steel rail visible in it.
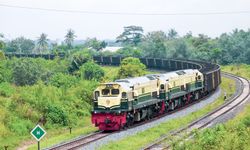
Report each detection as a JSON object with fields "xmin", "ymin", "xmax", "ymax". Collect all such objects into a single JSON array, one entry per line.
[{"xmin": 44, "ymin": 131, "xmax": 108, "ymax": 150}]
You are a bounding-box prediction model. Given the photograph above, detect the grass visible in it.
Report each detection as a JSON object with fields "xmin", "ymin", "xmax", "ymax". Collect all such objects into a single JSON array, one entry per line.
[
  {"xmin": 26, "ymin": 118, "xmax": 96, "ymax": 150},
  {"xmin": 172, "ymin": 104, "xmax": 250, "ymax": 150},
  {"xmin": 99, "ymin": 77, "xmax": 235, "ymax": 150},
  {"xmin": 12, "ymin": 66, "xmax": 159, "ymax": 150},
  {"xmin": 221, "ymin": 64, "xmax": 250, "ymax": 79}
]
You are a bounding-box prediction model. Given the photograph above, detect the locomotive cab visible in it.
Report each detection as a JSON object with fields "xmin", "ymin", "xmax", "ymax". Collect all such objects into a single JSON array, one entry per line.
[
  {"xmin": 93, "ymin": 83, "xmax": 125, "ymax": 110},
  {"xmin": 92, "ymin": 83, "xmax": 129, "ymax": 130}
]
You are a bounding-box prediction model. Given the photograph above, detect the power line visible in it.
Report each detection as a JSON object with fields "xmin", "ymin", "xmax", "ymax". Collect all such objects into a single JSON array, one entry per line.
[{"xmin": 0, "ymin": 3, "xmax": 250, "ymax": 16}]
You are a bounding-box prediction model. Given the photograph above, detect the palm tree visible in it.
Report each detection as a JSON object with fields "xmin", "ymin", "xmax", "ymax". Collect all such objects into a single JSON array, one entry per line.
[
  {"xmin": 167, "ymin": 28, "xmax": 178, "ymax": 40},
  {"xmin": 65, "ymin": 29, "xmax": 76, "ymax": 49},
  {"xmin": 37, "ymin": 33, "xmax": 49, "ymax": 54}
]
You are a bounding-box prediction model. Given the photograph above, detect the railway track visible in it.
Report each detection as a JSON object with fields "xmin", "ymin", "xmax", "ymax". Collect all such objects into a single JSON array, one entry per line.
[
  {"xmin": 45, "ymin": 75, "xmax": 223, "ymax": 150},
  {"xmin": 143, "ymin": 72, "xmax": 250, "ymax": 150},
  {"xmin": 45, "ymin": 131, "xmax": 109, "ymax": 150},
  {"xmin": 45, "ymin": 86, "xmax": 219, "ymax": 150}
]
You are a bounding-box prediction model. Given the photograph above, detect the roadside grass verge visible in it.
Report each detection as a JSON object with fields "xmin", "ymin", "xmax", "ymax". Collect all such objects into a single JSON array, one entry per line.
[{"xmin": 99, "ymin": 77, "xmax": 235, "ymax": 150}]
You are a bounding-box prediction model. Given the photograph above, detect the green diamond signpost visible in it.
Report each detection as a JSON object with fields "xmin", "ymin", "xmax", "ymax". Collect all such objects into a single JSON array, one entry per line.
[{"xmin": 30, "ymin": 125, "xmax": 46, "ymax": 150}]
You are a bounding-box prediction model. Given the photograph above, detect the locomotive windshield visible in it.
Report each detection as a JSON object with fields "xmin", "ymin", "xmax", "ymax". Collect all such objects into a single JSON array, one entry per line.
[
  {"xmin": 111, "ymin": 89, "xmax": 119, "ymax": 95},
  {"xmin": 102, "ymin": 89, "xmax": 110, "ymax": 95},
  {"xmin": 101, "ymin": 89, "xmax": 120, "ymax": 96}
]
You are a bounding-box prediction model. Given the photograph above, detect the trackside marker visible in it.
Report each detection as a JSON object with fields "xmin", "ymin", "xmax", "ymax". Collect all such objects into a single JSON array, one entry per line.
[{"xmin": 30, "ymin": 124, "xmax": 46, "ymax": 150}]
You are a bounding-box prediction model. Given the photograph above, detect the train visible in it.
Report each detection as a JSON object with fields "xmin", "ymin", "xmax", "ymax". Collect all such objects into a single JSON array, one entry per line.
[
  {"xmin": 91, "ymin": 69, "xmax": 205, "ymax": 130},
  {"xmin": 91, "ymin": 56, "xmax": 221, "ymax": 131}
]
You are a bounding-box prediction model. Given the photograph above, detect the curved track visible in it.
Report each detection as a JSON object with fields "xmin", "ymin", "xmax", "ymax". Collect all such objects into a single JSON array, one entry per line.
[{"xmin": 143, "ymin": 72, "xmax": 250, "ymax": 150}]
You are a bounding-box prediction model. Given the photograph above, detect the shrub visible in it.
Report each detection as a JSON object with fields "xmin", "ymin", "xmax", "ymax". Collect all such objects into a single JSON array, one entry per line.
[
  {"xmin": 243, "ymin": 115, "xmax": 250, "ymax": 127},
  {"xmin": 45, "ymin": 105, "xmax": 68, "ymax": 126},
  {"xmin": 7, "ymin": 117, "xmax": 33, "ymax": 136},
  {"xmin": 12, "ymin": 58, "xmax": 44, "ymax": 86},
  {"xmin": 0, "ymin": 60, "xmax": 12, "ymax": 83},
  {"xmin": 0, "ymin": 82, "xmax": 15, "ymax": 97},
  {"xmin": 117, "ymin": 57, "xmax": 146, "ymax": 78},
  {"xmin": 0, "ymin": 51, "xmax": 5, "ymax": 60},
  {"xmin": 80, "ymin": 61, "xmax": 104, "ymax": 81},
  {"xmin": 49, "ymin": 73, "xmax": 77, "ymax": 88}
]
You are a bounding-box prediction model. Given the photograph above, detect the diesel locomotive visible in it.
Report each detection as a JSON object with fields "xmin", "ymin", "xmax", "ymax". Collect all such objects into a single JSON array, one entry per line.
[{"xmin": 91, "ymin": 69, "xmax": 205, "ymax": 130}]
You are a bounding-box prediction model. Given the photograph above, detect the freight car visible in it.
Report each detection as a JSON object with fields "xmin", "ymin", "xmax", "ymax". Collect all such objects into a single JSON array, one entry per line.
[{"xmin": 91, "ymin": 69, "xmax": 205, "ymax": 130}]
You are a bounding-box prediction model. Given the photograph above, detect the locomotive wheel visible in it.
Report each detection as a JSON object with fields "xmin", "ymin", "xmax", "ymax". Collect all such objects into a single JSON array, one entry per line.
[{"xmin": 126, "ymin": 113, "xmax": 134, "ymax": 127}]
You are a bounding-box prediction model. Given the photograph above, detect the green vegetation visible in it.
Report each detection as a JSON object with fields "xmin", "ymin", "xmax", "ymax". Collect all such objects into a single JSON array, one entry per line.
[
  {"xmin": 0, "ymin": 54, "xmax": 157, "ymax": 149},
  {"xmin": 172, "ymin": 65, "xmax": 250, "ymax": 150},
  {"xmin": 65, "ymin": 29, "xmax": 76, "ymax": 49},
  {"xmin": 80, "ymin": 61, "xmax": 105, "ymax": 81},
  {"xmin": 99, "ymin": 77, "xmax": 235, "ymax": 150},
  {"xmin": 117, "ymin": 57, "xmax": 146, "ymax": 78},
  {"xmin": 26, "ymin": 119, "xmax": 96, "ymax": 150},
  {"xmin": 2, "ymin": 27, "xmax": 250, "ymax": 65},
  {"xmin": 0, "ymin": 56, "xmax": 101, "ymax": 149},
  {"xmin": 1, "ymin": 26, "xmax": 249, "ymax": 149},
  {"xmin": 37, "ymin": 33, "xmax": 49, "ymax": 54},
  {"xmin": 116, "ymin": 25, "xmax": 144, "ymax": 46},
  {"xmin": 221, "ymin": 64, "xmax": 250, "ymax": 79}
]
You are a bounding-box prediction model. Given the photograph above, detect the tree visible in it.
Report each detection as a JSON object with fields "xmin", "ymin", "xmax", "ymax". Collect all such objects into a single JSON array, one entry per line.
[
  {"xmin": 65, "ymin": 29, "xmax": 76, "ymax": 49},
  {"xmin": 167, "ymin": 28, "xmax": 178, "ymax": 39},
  {"xmin": 210, "ymin": 48, "xmax": 222, "ymax": 63},
  {"xmin": 172, "ymin": 39, "xmax": 189, "ymax": 59},
  {"xmin": 192, "ymin": 34, "xmax": 210, "ymax": 49},
  {"xmin": 80, "ymin": 61, "xmax": 104, "ymax": 81},
  {"xmin": 84, "ymin": 38, "xmax": 107, "ymax": 51},
  {"xmin": 116, "ymin": 25, "xmax": 144, "ymax": 46},
  {"xmin": 116, "ymin": 46, "xmax": 142, "ymax": 57},
  {"xmin": 37, "ymin": 33, "xmax": 49, "ymax": 54},
  {"xmin": 0, "ymin": 33, "xmax": 5, "ymax": 50},
  {"xmin": 117, "ymin": 57, "xmax": 146, "ymax": 78},
  {"xmin": 184, "ymin": 31, "xmax": 193, "ymax": 39},
  {"xmin": 141, "ymin": 31, "xmax": 167, "ymax": 58},
  {"xmin": 12, "ymin": 58, "xmax": 44, "ymax": 86},
  {"xmin": 69, "ymin": 49, "xmax": 92, "ymax": 73},
  {"xmin": 6, "ymin": 37, "xmax": 35, "ymax": 53}
]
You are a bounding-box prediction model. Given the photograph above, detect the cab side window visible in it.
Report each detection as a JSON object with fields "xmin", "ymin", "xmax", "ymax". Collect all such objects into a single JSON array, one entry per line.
[
  {"xmin": 142, "ymin": 88, "xmax": 145, "ymax": 94},
  {"xmin": 160, "ymin": 84, "xmax": 165, "ymax": 90}
]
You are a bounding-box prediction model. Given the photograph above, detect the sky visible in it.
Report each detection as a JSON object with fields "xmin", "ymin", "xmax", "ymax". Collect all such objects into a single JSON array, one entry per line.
[{"xmin": 0, "ymin": 0, "xmax": 250, "ymax": 41}]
